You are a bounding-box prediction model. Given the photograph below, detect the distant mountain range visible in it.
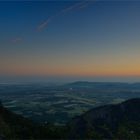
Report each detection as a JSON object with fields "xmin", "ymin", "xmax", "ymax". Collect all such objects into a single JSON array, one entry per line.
[
  {"xmin": 0, "ymin": 98, "xmax": 140, "ymax": 139},
  {"xmin": 63, "ymin": 81, "xmax": 140, "ymax": 91}
]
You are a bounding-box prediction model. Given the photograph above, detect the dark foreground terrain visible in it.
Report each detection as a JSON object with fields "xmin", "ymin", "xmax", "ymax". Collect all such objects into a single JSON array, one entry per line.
[{"xmin": 0, "ymin": 98, "xmax": 140, "ymax": 139}]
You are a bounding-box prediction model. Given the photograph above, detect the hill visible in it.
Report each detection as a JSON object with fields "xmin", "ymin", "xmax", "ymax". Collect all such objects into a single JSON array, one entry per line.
[
  {"xmin": 0, "ymin": 101, "xmax": 66, "ymax": 139},
  {"xmin": 64, "ymin": 81, "xmax": 140, "ymax": 90},
  {"xmin": 64, "ymin": 81, "xmax": 132, "ymax": 89},
  {"xmin": 67, "ymin": 98, "xmax": 140, "ymax": 139}
]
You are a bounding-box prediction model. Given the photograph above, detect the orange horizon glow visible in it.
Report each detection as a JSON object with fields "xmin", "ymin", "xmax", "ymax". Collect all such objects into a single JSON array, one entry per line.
[{"xmin": 1, "ymin": 63, "xmax": 140, "ymax": 77}]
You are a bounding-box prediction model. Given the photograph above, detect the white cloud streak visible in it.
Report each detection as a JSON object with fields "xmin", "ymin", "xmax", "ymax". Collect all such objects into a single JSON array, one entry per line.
[{"xmin": 37, "ymin": 0, "xmax": 91, "ymax": 31}]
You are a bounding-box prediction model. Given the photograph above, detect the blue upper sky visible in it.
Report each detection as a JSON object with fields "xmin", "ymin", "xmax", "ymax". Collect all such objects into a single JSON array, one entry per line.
[{"xmin": 1, "ymin": 0, "xmax": 140, "ymax": 82}]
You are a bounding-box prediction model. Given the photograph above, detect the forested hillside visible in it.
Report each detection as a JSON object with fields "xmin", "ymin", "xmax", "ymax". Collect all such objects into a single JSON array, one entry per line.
[{"xmin": 0, "ymin": 98, "xmax": 140, "ymax": 139}]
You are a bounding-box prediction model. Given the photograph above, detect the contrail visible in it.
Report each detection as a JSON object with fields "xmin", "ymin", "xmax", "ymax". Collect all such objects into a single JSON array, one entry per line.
[
  {"xmin": 60, "ymin": 1, "xmax": 87, "ymax": 13},
  {"xmin": 37, "ymin": 0, "xmax": 90, "ymax": 31},
  {"xmin": 79, "ymin": 3, "xmax": 90, "ymax": 9},
  {"xmin": 38, "ymin": 18, "xmax": 51, "ymax": 31}
]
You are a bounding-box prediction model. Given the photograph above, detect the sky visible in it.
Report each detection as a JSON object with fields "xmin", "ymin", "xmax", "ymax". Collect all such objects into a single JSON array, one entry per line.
[{"xmin": 1, "ymin": 0, "xmax": 140, "ymax": 82}]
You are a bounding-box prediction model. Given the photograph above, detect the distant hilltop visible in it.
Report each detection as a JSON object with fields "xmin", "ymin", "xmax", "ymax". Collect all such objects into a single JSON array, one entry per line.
[{"xmin": 63, "ymin": 81, "xmax": 140, "ymax": 89}]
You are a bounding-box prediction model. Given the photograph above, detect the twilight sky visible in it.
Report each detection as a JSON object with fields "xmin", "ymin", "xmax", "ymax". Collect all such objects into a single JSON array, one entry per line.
[{"xmin": 1, "ymin": 0, "xmax": 140, "ymax": 82}]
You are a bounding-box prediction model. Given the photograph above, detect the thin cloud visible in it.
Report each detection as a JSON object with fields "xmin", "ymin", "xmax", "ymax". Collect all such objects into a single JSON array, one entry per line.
[
  {"xmin": 11, "ymin": 38, "xmax": 22, "ymax": 44},
  {"xmin": 37, "ymin": 0, "xmax": 90, "ymax": 31}
]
